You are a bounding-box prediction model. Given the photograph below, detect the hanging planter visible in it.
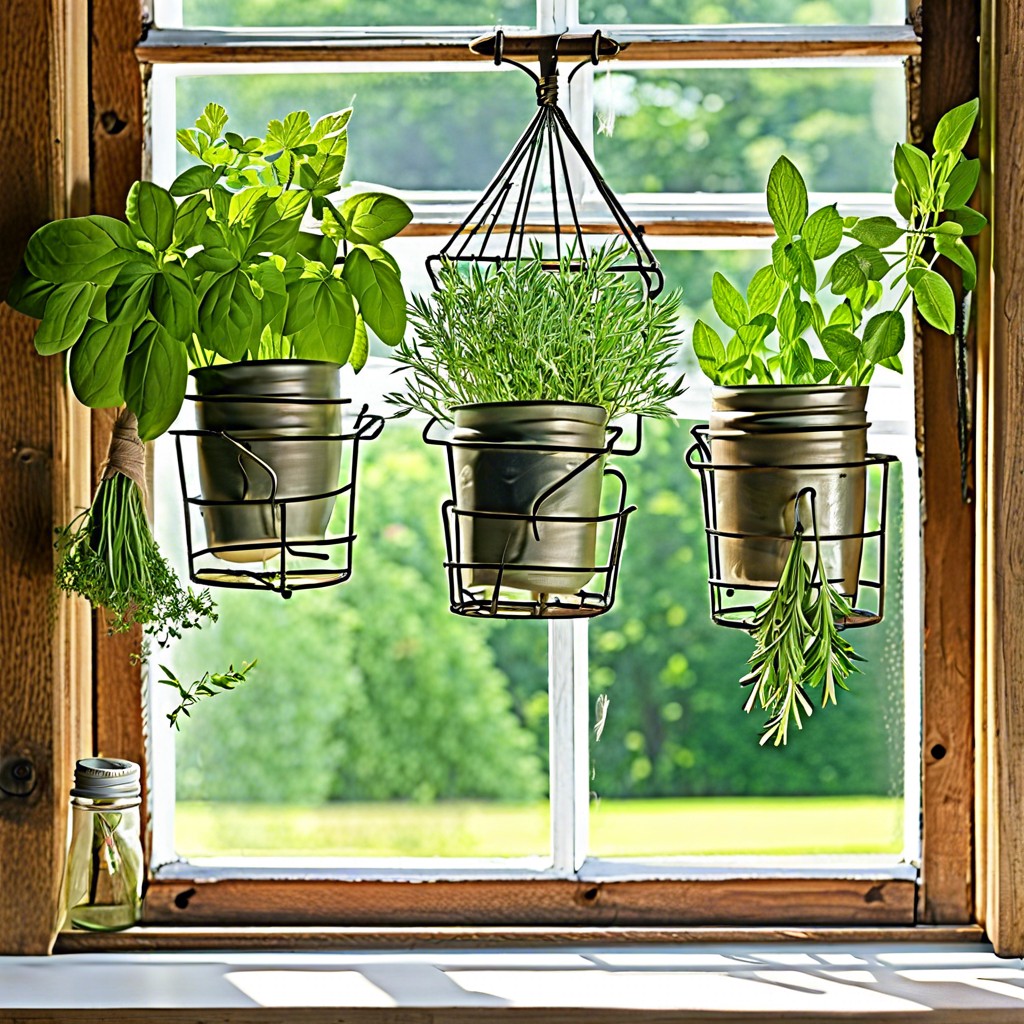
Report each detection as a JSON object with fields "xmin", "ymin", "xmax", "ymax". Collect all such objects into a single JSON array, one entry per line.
[{"xmin": 683, "ymin": 100, "xmax": 984, "ymax": 743}]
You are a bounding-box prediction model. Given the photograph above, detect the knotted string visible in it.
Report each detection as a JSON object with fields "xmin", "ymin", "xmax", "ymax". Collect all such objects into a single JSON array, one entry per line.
[{"xmin": 101, "ymin": 408, "xmax": 148, "ymax": 508}]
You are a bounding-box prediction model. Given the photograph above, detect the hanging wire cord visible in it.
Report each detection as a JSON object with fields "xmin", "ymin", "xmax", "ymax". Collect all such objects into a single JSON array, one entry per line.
[{"xmin": 426, "ymin": 29, "xmax": 664, "ymax": 297}]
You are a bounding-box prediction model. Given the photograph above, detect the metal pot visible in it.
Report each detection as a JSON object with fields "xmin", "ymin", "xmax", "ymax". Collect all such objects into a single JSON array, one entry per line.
[
  {"xmin": 708, "ymin": 385, "xmax": 869, "ymax": 596},
  {"xmin": 191, "ymin": 360, "xmax": 342, "ymax": 564},
  {"xmin": 451, "ymin": 402, "xmax": 609, "ymax": 595}
]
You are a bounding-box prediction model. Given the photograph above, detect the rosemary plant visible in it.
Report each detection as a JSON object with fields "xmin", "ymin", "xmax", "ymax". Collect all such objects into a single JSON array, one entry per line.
[
  {"xmin": 389, "ymin": 244, "xmax": 685, "ymax": 422},
  {"xmin": 741, "ymin": 522, "xmax": 862, "ymax": 746}
]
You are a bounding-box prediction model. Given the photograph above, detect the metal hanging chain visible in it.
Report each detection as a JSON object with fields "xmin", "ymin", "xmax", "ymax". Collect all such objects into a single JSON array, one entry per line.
[{"xmin": 426, "ymin": 29, "xmax": 664, "ymax": 297}]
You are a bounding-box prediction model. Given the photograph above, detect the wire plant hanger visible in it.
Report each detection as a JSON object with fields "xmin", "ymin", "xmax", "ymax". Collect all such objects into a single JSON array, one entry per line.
[{"xmin": 427, "ymin": 30, "xmax": 664, "ymax": 297}]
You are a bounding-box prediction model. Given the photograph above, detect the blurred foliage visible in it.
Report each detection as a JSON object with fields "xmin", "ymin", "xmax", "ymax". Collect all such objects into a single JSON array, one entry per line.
[{"xmin": 168, "ymin": 8, "xmax": 908, "ymax": 809}]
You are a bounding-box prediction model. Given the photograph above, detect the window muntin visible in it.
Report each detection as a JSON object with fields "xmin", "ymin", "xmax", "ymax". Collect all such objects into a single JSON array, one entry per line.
[{"xmin": 577, "ymin": 1, "xmax": 907, "ymax": 26}]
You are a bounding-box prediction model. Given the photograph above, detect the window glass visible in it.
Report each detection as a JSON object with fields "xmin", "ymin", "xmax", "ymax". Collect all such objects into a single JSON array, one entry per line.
[
  {"xmin": 176, "ymin": 0, "xmax": 534, "ymax": 28},
  {"xmin": 593, "ymin": 66, "xmax": 906, "ymax": 195},
  {"xmin": 176, "ymin": 70, "xmax": 538, "ymax": 193},
  {"xmin": 579, "ymin": 0, "xmax": 906, "ymax": 25}
]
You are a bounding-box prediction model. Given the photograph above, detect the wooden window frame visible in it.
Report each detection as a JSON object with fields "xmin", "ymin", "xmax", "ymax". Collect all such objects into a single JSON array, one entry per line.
[{"xmin": 6, "ymin": 0, "xmax": 1019, "ymax": 955}]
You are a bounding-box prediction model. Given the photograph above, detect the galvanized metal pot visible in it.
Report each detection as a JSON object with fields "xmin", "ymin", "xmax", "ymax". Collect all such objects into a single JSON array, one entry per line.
[
  {"xmin": 708, "ymin": 385, "xmax": 868, "ymax": 596},
  {"xmin": 191, "ymin": 360, "xmax": 342, "ymax": 563},
  {"xmin": 451, "ymin": 402, "xmax": 609, "ymax": 595}
]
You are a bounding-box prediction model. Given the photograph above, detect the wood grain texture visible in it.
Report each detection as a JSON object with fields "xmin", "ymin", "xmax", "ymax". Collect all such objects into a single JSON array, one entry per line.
[
  {"xmin": 135, "ymin": 25, "xmax": 920, "ymax": 64},
  {"xmin": 910, "ymin": 0, "xmax": 980, "ymax": 926},
  {"xmin": 53, "ymin": 923, "xmax": 982, "ymax": 953},
  {"xmin": 141, "ymin": 877, "xmax": 915, "ymax": 927},
  {"xmin": 90, "ymin": 1, "xmax": 150, "ymax": 861},
  {"xmin": 982, "ymin": 0, "xmax": 1024, "ymax": 957},
  {"xmin": 0, "ymin": 0, "xmax": 73, "ymax": 957}
]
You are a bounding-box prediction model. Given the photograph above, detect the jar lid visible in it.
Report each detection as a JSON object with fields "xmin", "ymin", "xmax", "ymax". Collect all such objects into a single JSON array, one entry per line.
[{"xmin": 71, "ymin": 758, "xmax": 141, "ymax": 799}]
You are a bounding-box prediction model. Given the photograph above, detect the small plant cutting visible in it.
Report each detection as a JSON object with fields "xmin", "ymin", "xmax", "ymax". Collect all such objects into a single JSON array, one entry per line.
[
  {"xmin": 160, "ymin": 659, "xmax": 257, "ymax": 730},
  {"xmin": 389, "ymin": 243, "xmax": 684, "ymax": 610},
  {"xmin": 687, "ymin": 99, "xmax": 984, "ymax": 744}
]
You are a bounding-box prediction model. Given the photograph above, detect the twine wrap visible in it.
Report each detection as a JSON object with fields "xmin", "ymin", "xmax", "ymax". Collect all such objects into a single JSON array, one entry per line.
[{"xmin": 101, "ymin": 409, "xmax": 148, "ymax": 507}]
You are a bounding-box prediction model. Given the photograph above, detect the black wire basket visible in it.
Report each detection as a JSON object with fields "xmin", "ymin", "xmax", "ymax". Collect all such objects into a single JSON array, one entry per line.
[
  {"xmin": 686, "ymin": 424, "xmax": 896, "ymax": 630},
  {"xmin": 171, "ymin": 401, "xmax": 384, "ymax": 598},
  {"xmin": 424, "ymin": 415, "xmax": 640, "ymax": 619}
]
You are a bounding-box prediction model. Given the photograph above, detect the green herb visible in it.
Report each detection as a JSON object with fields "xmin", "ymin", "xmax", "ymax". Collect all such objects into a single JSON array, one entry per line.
[
  {"xmin": 8, "ymin": 103, "xmax": 412, "ymax": 441},
  {"xmin": 692, "ymin": 98, "xmax": 985, "ymax": 388},
  {"xmin": 389, "ymin": 244, "xmax": 685, "ymax": 422},
  {"xmin": 741, "ymin": 522, "xmax": 861, "ymax": 746},
  {"xmin": 161, "ymin": 660, "xmax": 257, "ymax": 730},
  {"xmin": 55, "ymin": 472, "xmax": 216, "ymax": 649}
]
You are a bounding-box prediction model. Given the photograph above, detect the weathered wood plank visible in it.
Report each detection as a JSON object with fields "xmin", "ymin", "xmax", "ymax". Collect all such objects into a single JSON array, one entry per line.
[
  {"xmin": 910, "ymin": 0, "xmax": 980, "ymax": 925},
  {"xmin": 982, "ymin": 0, "xmax": 1024, "ymax": 958},
  {"xmin": 0, "ymin": 0, "xmax": 73, "ymax": 956}
]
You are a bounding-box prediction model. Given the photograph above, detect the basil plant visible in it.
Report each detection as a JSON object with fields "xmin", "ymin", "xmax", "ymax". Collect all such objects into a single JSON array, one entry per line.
[
  {"xmin": 692, "ymin": 98, "xmax": 985, "ymax": 388},
  {"xmin": 7, "ymin": 103, "xmax": 413, "ymax": 440}
]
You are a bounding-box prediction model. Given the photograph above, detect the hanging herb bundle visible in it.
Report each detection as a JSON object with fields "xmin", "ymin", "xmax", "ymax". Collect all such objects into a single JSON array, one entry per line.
[
  {"xmin": 740, "ymin": 516, "xmax": 863, "ymax": 747},
  {"xmin": 56, "ymin": 409, "xmax": 216, "ymax": 651}
]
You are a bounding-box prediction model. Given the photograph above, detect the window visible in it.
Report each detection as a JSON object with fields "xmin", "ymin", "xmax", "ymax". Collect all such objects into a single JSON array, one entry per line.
[{"xmin": 74, "ymin": 0, "xmax": 974, "ymax": 933}]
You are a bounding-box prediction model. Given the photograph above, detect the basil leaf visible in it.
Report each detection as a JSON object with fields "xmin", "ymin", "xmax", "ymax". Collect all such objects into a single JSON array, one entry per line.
[
  {"xmin": 173, "ymin": 194, "xmax": 211, "ymax": 249},
  {"xmin": 949, "ymin": 206, "xmax": 988, "ymax": 237},
  {"xmin": 283, "ymin": 276, "xmax": 323, "ymax": 336},
  {"xmin": 170, "ymin": 164, "xmax": 221, "ymax": 197},
  {"xmin": 5, "ymin": 266, "xmax": 56, "ymax": 319},
  {"xmin": 197, "ymin": 268, "xmax": 262, "ymax": 361},
  {"xmin": 122, "ymin": 321, "xmax": 188, "ymax": 441},
  {"xmin": 151, "ymin": 264, "xmax": 197, "ymax": 343},
  {"xmin": 25, "ymin": 216, "xmax": 137, "ymax": 286},
  {"xmin": 126, "ymin": 180, "xmax": 176, "ymax": 251},
  {"xmin": 243, "ymin": 190, "xmax": 308, "ymax": 259},
  {"xmin": 34, "ymin": 282, "xmax": 95, "ymax": 355},
  {"xmin": 894, "ymin": 181, "xmax": 913, "ymax": 220},
  {"xmin": 342, "ymin": 247, "xmax": 406, "ymax": 345},
  {"xmin": 820, "ymin": 326, "xmax": 862, "ymax": 377},
  {"xmin": 745, "ymin": 266, "xmax": 782, "ymax": 317},
  {"xmin": 292, "ymin": 277, "xmax": 356, "ymax": 363},
  {"xmin": 69, "ymin": 320, "xmax": 132, "ymax": 407},
  {"xmin": 107, "ymin": 273, "xmax": 155, "ymax": 328},
  {"xmin": 766, "ymin": 156, "xmax": 808, "ymax": 236},
  {"xmin": 339, "ymin": 192, "xmax": 412, "ymax": 245}
]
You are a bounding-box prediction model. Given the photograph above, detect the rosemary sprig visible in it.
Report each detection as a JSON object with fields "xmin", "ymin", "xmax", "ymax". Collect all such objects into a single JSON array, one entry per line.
[
  {"xmin": 160, "ymin": 660, "xmax": 257, "ymax": 730},
  {"xmin": 741, "ymin": 520, "xmax": 861, "ymax": 746}
]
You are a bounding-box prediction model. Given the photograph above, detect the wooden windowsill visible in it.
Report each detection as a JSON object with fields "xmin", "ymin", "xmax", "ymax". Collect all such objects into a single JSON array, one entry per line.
[{"xmin": 7, "ymin": 940, "xmax": 1023, "ymax": 1023}]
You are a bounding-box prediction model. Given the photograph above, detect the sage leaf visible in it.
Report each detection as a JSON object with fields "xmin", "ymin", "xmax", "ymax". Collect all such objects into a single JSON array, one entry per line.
[
  {"xmin": 25, "ymin": 216, "xmax": 137, "ymax": 286},
  {"xmin": 933, "ymin": 98, "xmax": 979, "ymax": 154},
  {"xmin": 122, "ymin": 321, "xmax": 188, "ymax": 441},
  {"xmin": 943, "ymin": 158, "xmax": 981, "ymax": 210},
  {"xmin": 909, "ymin": 268, "xmax": 956, "ymax": 333},
  {"xmin": 863, "ymin": 310, "xmax": 906, "ymax": 363},
  {"xmin": 710, "ymin": 271, "xmax": 749, "ymax": 330},
  {"xmin": 126, "ymin": 181, "xmax": 176, "ymax": 251},
  {"xmin": 801, "ymin": 205, "xmax": 843, "ymax": 259},
  {"xmin": 342, "ymin": 246, "xmax": 406, "ymax": 345},
  {"xmin": 934, "ymin": 234, "xmax": 978, "ymax": 290},
  {"xmin": 766, "ymin": 156, "xmax": 808, "ymax": 236},
  {"xmin": 34, "ymin": 283, "xmax": 95, "ymax": 355},
  {"xmin": 69, "ymin": 320, "xmax": 132, "ymax": 407},
  {"xmin": 692, "ymin": 319, "xmax": 726, "ymax": 382},
  {"xmin": 340, "ymin": 192, "xmax": 413, "ymax": 245},
  {"xmin": 746, "ymin": 265, "xmax": 783, "ymax": 317}
]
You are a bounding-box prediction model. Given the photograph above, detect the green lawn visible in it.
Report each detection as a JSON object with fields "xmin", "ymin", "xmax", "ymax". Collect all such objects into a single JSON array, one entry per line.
[{"xmin": 176, "ymin": 796, "xmax": 904, "ymax": 858}]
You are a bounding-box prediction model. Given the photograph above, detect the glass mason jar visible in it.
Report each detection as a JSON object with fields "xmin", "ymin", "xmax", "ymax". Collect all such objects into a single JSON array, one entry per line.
[{"xmin": 63, "ymin": 758, "xmax": 143, "ymax": 931}]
